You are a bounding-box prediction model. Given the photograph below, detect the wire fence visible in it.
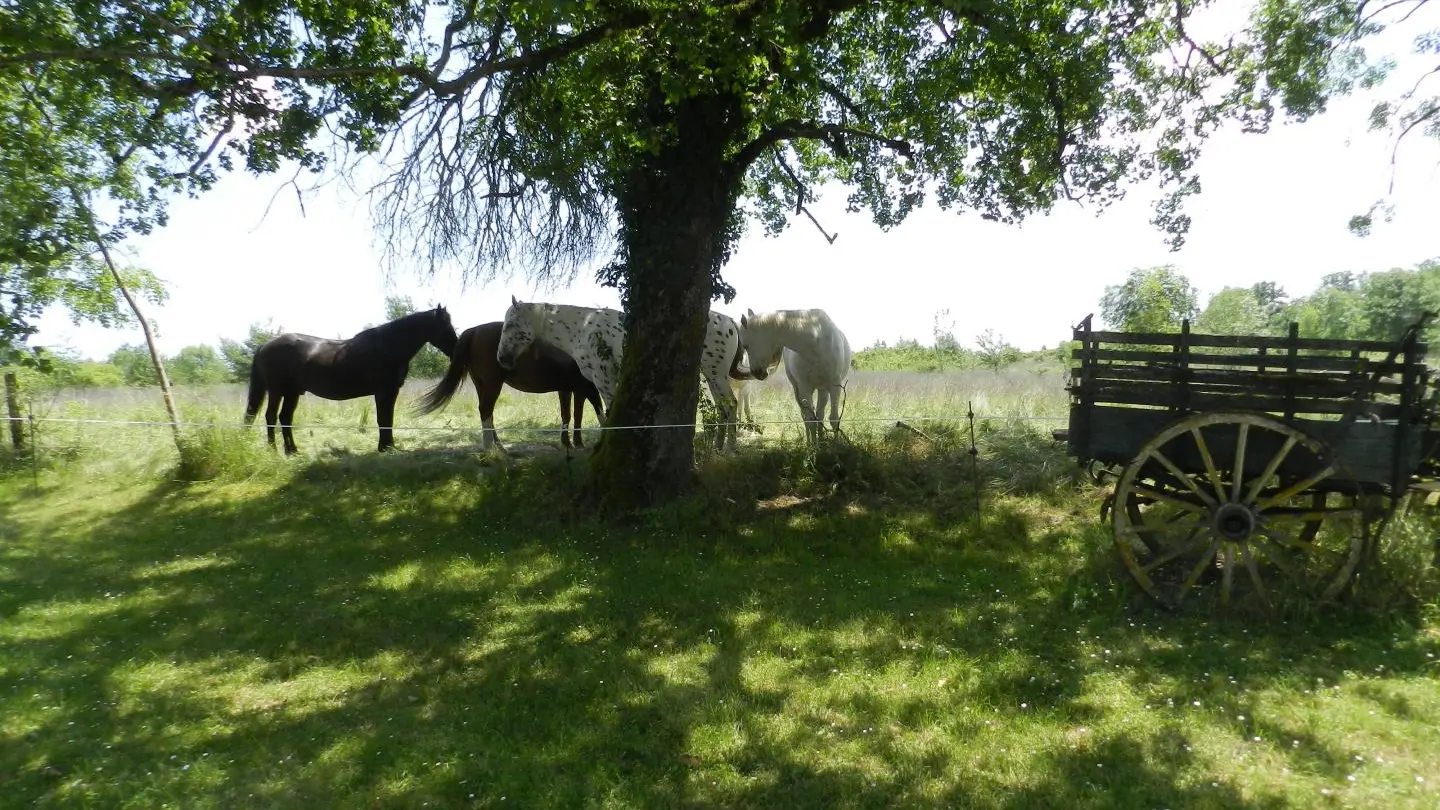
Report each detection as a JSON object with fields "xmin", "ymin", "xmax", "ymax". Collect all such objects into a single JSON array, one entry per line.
[{"xmin": 0, "ymin": 412, "xmax": 1067, "ymax": 434}]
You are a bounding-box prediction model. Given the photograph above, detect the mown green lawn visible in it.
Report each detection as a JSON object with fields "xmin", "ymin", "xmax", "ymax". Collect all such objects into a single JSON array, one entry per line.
[{"xmin": 3, "ymin": 422, "xmax": 1438, "ymax": 810}]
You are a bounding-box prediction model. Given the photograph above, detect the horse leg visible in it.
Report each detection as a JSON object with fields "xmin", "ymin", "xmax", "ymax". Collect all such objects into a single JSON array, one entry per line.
[
  {"xmin": 815, "ymin": 389, "xmax": 832, "ymax": 441},
  {"xmin": 794, "ymin": 388, "xmax": 819, "ymax": 445},
  {"xmin": 263, "ymin": 394, "xmax": 280, "ymax": 451},
  {"xmin": 826, "ymin": 385, "xmax": 843, "ymax": 436},
  {"xmin": 375, "ymin": 389, "xmax": 398, "ymax": 452},
  {"xmin": 705, "ymin": 375, "xmax": 738, "ymax": 453},
  {"xmin": 573, "ymin": 391, "xmax": 587, "ymax": 448},
  {"xmin": 477, "ymin": 379, "xmax": 503, "ymax": 452},
  {"xmin": 558, "ymin": 390, "xmax": 573, "ymax": 449},
  {"xmin": 278, "ymin": 393, "xmax": 300, "ymax": 456}
]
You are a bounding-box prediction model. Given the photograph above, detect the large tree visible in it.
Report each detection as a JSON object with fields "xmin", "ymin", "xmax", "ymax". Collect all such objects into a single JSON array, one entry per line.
[
  {"xmin": 3, "ymin": 0, "xmax": 1431, "ymax": 508},
  {"xmin": 1099, "ymin": 265, "xmax": 1200, "ymax": 333}
]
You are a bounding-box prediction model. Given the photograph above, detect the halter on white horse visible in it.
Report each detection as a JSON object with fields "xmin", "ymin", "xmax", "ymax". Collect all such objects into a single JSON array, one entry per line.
[
  {"xmin": 737, "ymin": 308, "xmax": 853, "ymax": 443},
  {"xmin": 497, "ymin": 296, "xmax": 744, "ymax": 451}
]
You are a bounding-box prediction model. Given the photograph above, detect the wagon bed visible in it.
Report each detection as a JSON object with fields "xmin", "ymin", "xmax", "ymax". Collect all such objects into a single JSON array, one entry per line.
[{"xmin": 1058, "ymin": 313, "xmax": 1440, "ymax": 615}]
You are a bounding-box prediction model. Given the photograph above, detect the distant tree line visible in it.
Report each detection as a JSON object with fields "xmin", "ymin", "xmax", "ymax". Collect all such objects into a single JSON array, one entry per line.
[
  {"xmin": 852, "ymin": 256, "xmax": 1440, "ymax": 374},
  {"xmin": 1099, "ymin": 258, "xmax": 1440, "ymax": 343}
]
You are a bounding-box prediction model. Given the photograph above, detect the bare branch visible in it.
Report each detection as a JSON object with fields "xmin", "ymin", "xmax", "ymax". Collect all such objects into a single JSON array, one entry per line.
[
  {"xmin": 1174, "ymin": 0, "xmax": 1227, "ymax": 76},
  {"xmin": 771, "ymin": 148, "xmax": 838, "ymax": 243},
  {"xmin": 177, "ymin": 116, "xmax": 234, "ymax": 178}
]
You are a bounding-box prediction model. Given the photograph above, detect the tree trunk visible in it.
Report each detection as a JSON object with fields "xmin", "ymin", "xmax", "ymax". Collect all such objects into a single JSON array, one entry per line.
[
  {"xmin": 4, "ymin": 371, "xmax": 22, "ymax": 452},
  {"xmin": 587, "ymin": 94, "xmax": 746, "ymax": 512},
  {"xmin": 71, "ymin": 187, "xmax": 183, "ymax": 450}
]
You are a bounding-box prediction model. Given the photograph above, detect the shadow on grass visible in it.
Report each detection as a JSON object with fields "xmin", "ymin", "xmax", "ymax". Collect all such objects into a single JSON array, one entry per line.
[{"xmin": 1, "ymin": 433, "xmax": 1436, "ymax": 809}]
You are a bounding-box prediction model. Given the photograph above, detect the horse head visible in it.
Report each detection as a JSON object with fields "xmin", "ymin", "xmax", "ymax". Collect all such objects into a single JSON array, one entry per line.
[
  {"xmin": 738, "ymin": 308, "xmax": 783, "ymax": 381},
  {"xmin": 428, "ymin": 304, "xmax": 459, "ymax": 356},
  {"xmin": 497, "ymin": 295, "xmax": 540, "ymax": 370}
]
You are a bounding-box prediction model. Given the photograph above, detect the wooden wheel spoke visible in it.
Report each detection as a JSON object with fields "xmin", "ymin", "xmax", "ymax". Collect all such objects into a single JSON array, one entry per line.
[
  {"xmin": 1123, "ymin": 519, "xmax": 1209, "ymax": 536},
  {"xmin": 1131, "ymin": 482, "xmax": 1207, "ymax": 514},
  {"xmin": 1220, "ymin": 543, "xmax": 1236, "ymax": 608},
  {"xmin": 1191, "ymin": 427, "xmax": 1227, "ymax": 502},
  {"xmin": 1149, "ymin": 448, "xmax": 1219, "ymax": 509},
  {"xmin": 1252, "ymin": 531, "xmax": 1303, "ymax": 582},
  {"xmin": 1232, "ymin": 422, "xmax": 1249, "ymax": 502},
  {"xmin": 1180, "ymin": 537, "xmax": 1221, "ymax": 595},
  {"xmin": 1257, "ymin": 508, "xmax": 1363, "ymax": 523},
  {"xmin": 1257, "ymin": 524, "xmax": 1345, "ymax": 561},
  {"xmin": 1239, "ymin": 541, "xmax": 1271, "ymax": 609},
  {"xmin": 1256, "ymin": 464, "xmax": 1338, "ymax": 511},
  {"xmin": 1244, "ymin": 435, "xmax": 1299, "ymax": 505},
  {"xmin": 1139, "ymin": 528, "xmax": 1211, "ymax": 573}
]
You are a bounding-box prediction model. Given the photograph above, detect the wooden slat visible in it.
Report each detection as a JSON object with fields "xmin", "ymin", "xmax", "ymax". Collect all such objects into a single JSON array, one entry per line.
[
  {"xmin": 1077, "ymin": 329, "xmax": 1416, "ymax": 354},
  {"xmin": 1079, "ymin": 364, "xmax": 1408, "ymax": 396},
  {"xmin": 1083, "ymin": 386, "xmax": 1404, "ymax": 417},
  {"xmin": 1080, "ymin": 347, "xmax": 1422, "ymax": 375},
  {"xmin": 1072, "ymin": 406, "xmax": 1418, "ymax": 485}
]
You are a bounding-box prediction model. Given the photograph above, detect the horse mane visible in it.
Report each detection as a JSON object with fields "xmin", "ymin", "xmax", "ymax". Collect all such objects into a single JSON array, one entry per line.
[{"xmin": 353, "ymin": 305, "xmax": 448, "ymax": 340}]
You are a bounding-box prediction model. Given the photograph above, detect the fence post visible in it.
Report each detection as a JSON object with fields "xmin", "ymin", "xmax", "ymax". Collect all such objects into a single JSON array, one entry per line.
[
  {"xmin": 27, "ymin": 403, "xmax": 38, "ymax": 492},
  {"xmin": 967, "ymin": 400, "xmax": 981, "ymax": 518},
  {"xmin": 4, "ymin": 371, "xmax": 22, "ymax": 452}
]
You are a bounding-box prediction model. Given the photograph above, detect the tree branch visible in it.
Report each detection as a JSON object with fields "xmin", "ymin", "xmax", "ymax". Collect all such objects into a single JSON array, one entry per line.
[
  {"xmin": 1174, "ymin": 0, "xmax": 1227, "ymax": 75},
  {"xmin": 731, "ymin": 119, "xmax": 913, "ymax": 178},
  {"xmin": 177, "ymin": 115, "xmax": 235, "ymax": 178},
  {"xmin": 773, "ymin": 149, "xmax": 837, "ymax": 243}
]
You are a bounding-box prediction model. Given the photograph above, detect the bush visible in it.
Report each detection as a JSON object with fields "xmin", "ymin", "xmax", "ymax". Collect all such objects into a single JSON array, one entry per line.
[{"xmin": 174, "ymin": 425, "xmax": 271, "ymax": 482}]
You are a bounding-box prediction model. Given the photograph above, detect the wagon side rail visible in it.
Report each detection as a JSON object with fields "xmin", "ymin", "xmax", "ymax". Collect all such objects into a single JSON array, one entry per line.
[{"xmin": 1062, "ymin": 314, "xmax": 1434, "ymax": 491}]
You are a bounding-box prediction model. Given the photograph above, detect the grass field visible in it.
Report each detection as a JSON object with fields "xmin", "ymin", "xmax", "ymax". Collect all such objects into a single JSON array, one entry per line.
[{"xmin": 3, "ymin": 364, "xmax": 1439, "ymax": 809}]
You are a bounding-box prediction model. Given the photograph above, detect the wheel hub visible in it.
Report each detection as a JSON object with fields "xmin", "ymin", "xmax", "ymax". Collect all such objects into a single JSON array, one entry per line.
[{"xmin": 1211, "ymin": 502, "xmax": 1256, "ymax": 542}]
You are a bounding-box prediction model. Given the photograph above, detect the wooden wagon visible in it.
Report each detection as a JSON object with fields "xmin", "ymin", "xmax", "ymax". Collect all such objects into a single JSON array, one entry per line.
[{"xmin": 1055, "ymin": 313, "xmax": 1440, "ymax": 613}]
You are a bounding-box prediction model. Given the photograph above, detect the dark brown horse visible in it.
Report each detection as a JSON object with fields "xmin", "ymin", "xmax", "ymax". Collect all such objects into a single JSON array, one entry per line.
[
  {"xmin": 413, "ymin": 321, "xmax": 603, "ymax": 451},
  {"xmin": 244, "ymin": 306, "xmax": 459, "ymax": 455}
]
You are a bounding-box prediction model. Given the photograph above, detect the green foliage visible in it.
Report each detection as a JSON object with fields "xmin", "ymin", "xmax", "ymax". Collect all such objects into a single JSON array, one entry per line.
[
  {"xmin": 1098, "ymin": 265, "xmax": 1199, "ymax": 333},
  {"xmin": 1194, "ymin": 287, "xmax": 1276, "ymax": 337},
  {"xmin": 218, "ymin": 321, "xmax": 283, "ymax": 384},
  {"xmin": 107, "ymin": 344, "xmax": 160, "ymax": 387},
  {"xmin": 974, "ymin": 329, "xmax": 1021, "ymax": 374},
  {"xmin": 167, "ymin": 345, "xmax": 231, "ymax": 386}
]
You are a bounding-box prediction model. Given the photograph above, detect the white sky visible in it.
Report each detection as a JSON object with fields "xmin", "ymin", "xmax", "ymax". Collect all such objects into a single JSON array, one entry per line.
[{"xmin": 32, "ymin": 5, "xmax": 1440, "ymax": 360}]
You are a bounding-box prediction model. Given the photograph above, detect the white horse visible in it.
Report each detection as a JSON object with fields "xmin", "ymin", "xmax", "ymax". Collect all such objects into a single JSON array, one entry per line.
[
  {"xmin": 496, "ymin": 296, "xmax": 744, "ymax": 451},
  {"xmin": 727, "ymin": 354, "xmax": 781, "ymax": 427},
  {"xmin": 737, "ymin": 308, "xmax": 853, "ymax": 443}
]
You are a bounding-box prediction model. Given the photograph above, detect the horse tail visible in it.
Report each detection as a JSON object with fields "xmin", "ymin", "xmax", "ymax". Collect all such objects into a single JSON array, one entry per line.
[
  {"xmin": 413, "ymin": 331, "xmax": 472, "ymax": 416},
  {"xmin": 243, "ymin": 360, "xmax": 266, "ymax": 424}
]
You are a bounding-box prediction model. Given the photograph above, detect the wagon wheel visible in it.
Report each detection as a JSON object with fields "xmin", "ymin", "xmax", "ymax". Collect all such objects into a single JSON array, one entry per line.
[{"xmin": 1112, "ymin": 411, "xmax": 1371, "ymax": 615}]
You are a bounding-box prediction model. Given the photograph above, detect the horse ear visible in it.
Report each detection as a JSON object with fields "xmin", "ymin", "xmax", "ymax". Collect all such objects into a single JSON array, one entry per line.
[
  {"xmin": 746, "ymin": 308, "xmax": 755, "ymax": 318},
  {"xmin": 511, "ymin": 294, "xmax": 519, "ymax": 306},
  {"xmin": 740, "ymin": 314, "xmax": 747, "ymax": 328}
]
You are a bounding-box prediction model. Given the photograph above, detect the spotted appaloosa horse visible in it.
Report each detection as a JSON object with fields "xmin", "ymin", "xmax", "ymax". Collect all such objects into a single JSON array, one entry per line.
[
  {"xmin": 244, "ymin": 305, "xmax": 459, "ymax": 454},
  {"xmin": 496, "ymin": 296, "xmax": 746, "ymax": 451},
  {"xmin": 738, "ymin": 307, "xmax": 854, "ymax": 443}
]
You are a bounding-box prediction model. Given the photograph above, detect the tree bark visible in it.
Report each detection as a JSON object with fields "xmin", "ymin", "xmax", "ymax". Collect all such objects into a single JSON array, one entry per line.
[
  {"xmin": 4, "ymin": 371, "xmax": 23, "ymax": 452},
  {"xmin": 587, "ymin": 93, "xmax": 746, "ymax": 512}
]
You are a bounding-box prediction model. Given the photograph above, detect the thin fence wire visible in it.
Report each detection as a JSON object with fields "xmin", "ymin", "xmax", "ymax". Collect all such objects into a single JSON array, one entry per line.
[{"xmin": 1, "ymin": 412, "xmax": 1067, "ymax": 435}]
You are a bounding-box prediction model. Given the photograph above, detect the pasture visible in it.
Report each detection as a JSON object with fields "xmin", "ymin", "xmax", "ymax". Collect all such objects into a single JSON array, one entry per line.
[{"xmin": 3, "ymin": 364, "xmax": 1439, "ymax": 809}]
